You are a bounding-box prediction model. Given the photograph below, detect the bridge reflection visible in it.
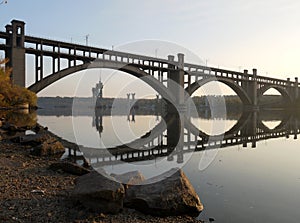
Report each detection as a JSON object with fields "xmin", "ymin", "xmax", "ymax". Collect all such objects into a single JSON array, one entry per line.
[{"xmin": 67, "ymin": 109, "xmax": 300, "ymax": 167}]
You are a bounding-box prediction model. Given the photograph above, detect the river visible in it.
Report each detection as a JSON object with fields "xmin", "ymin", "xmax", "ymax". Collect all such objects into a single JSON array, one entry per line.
[{"xmin": 37, "ymin": 108, "xmax": 300, "ymax": 223}]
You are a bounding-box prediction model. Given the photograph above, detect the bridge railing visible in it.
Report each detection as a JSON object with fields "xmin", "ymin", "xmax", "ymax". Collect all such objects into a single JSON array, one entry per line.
[
  {"xmin": 24, "ymin": 35, "xmax": 173, "ymax": 68},
  {"xmin": 184, "ymin": 62, "xmax": 300, "ymax": 87},
  {"xmin": 1, "ymin": 30, "xmax": 299, "ymax": 88}
]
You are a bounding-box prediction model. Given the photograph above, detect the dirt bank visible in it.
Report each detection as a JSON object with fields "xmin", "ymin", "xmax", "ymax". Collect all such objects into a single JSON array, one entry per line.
[{"xmin": 0, "ymin": 140, "xmax": 205, "ymax": 223}]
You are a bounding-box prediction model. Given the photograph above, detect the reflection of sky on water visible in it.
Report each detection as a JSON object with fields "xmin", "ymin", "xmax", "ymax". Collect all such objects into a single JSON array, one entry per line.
[
  {"xmin": 186, "ymin": 138, "xmax": 300, "ymax": 222},
  {"xmin": 191, "ymin": 118, "xmax": 238, "ymax": 135},
  {"xmin": 38, "ymin": 115, "xmax": 161, "ymax": 148},
  {"xmin": 38, "ymin": 115, "xmax": 242, "ymax": 147},
  {"xmin": 37, "ymin": 113, "xmax": 300, "ymax": 222},
  {"xmin": 261, "ymin": 120, "xmax": 282, "ymax": 130}
]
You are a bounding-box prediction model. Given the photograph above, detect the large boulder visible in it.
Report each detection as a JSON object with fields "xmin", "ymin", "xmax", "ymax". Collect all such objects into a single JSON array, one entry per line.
[
  {"xmin": 124, "ymin": 168, "xmax": 203, "ymax": 217},
  {"xmin": 111, "ymin": 171, "xmax": 145, "ymax": 186},
  {"xmin": 72, "ymin": 170, "xmax": 125, "ymax": 214}
]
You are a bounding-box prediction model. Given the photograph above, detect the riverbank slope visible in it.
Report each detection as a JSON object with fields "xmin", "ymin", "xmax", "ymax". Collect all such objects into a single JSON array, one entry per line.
[{"xmin": 0, "ymin": 140, "xmax": 205, "ymax": 223}]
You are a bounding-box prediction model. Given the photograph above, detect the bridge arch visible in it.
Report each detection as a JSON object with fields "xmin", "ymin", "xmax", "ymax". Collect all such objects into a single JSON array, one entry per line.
[
  {"xmin": 184, "ymin": 112, "xmax": 251, "ymax": 140},
  {"xmin": 28, "ymin": 61, "xmax": 176, "ymax": 103},
  {"xmin": 258, "ymin": 113, "xmax": 292, "ymax": 133},
  {"xmin": 185, "ymin": 77, "xmax": 252, "ymax": 105},
  {"xmin": 257, "ymin": 85, "xmax": 292, "ymax": 103}
]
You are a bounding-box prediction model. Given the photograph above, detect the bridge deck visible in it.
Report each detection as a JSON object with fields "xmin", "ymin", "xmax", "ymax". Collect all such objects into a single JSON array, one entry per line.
[{"xmin": 1, "ymin": 30, "xmax": 299, "ymax": 88}]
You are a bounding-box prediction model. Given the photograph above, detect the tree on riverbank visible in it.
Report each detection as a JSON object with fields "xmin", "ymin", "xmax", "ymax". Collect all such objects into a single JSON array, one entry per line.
[{"xmin": 0, "ymin": 59, "xmax": 37, "ymax": 108}]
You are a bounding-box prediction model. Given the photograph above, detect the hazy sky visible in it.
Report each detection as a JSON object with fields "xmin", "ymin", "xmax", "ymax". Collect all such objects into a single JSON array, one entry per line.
[{"xmin": 1, "ymin": 0, "xmax": 300, "ymax": 97}]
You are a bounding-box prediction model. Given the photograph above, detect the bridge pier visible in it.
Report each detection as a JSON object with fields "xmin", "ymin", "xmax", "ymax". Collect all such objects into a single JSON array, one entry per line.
[
  {"xmin": 242, "ymin": 69, "xmax": 259, "ymax": 111},
  {"xmin": 286, "ymin": 77, "xmax": 299, "ymax": 104},
  {"xmin": 241, "ymin": 69, "xmax": 249, "ymax": 95},
  {"xmin": 5, "ymin": 20, "xmax": 26, "ymax": 87},
  {"xmin": 166, "ymin": 54, "xmax": 185, "ymax": 147},
  {"xmin": 286, "ymin": 78, "xmax": 292, "ymax": 102},
  {"xmin": 294, "ymin": 77, "xmax": 299, "ymax": 102},
  {"xmin": 167, "ymin": 54, "xmax": 185, "ymax": 109}
]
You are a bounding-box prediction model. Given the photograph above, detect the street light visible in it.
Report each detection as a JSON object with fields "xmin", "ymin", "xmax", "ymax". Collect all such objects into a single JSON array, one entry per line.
[
  {"xmin": 85, "ymin": 34, "xmax": 89, "ymax": 46},
  {"xmin": 0, "ymin": 0, "xmax": 8, "ymax": 5}
]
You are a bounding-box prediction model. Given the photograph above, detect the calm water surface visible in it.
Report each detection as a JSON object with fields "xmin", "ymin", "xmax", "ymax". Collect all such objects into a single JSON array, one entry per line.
[{"xmin": 37, "ymin": 111, "xmax": 300, "ymax": 223}]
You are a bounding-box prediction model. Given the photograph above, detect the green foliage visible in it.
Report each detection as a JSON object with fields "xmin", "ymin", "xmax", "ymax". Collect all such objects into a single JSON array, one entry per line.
[{"xmin": 0, "ymin": 59, "xmax": 37, "ymax": 108}]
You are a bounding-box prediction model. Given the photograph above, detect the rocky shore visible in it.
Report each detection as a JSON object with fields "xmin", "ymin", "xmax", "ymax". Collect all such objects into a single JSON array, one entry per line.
[{"xmin": 0, "ymin": 119, "xmax": 206, "ymax": 223}]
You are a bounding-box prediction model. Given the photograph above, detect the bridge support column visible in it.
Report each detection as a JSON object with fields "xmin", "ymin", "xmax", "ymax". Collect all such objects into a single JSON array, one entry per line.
[
  {"xmin": 244, "ymin": 69, "xmax": 258, "ymax": 111},
  {"xmin": 286, "ymin": 78, "xmax": 292, "ymax": 100},
  {"xmin": 294, "ymin": 77, "xmax": 299, "ymax": 102},
  {"xmin": 167, "ymin": 54, "xmax": 185, "ymax": 108},
  {"xmin": 5, "ymin": 20, "xmax": 26, "ymax": 87},
  {"xmin": 241, "ymin": 69, "xmax": 249, "ymax": 94},
  {"xmin": 166, "ymin": 54, "xmax": 185, "ymax": 147}
]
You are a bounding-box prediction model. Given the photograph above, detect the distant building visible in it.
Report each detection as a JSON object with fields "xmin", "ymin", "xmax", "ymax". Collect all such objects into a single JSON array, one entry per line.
[{"xmin": 92, "ymin": 79, "xmax": 104, "ymax": 107}]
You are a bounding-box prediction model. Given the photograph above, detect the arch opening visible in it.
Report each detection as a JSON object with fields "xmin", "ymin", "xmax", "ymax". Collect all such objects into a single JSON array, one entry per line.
[
  {"xmin": 186, "ymin": 77, "xmax": 252, "ymax": 106},
  {"xmin": 189, "ymin": 81, "xmax": 243, "ymax": 136},
  {"xmin": 71, "ymin": 67, "xmax": 166, "ymax": 148},
  {"xmin": 258, "ymin": 87, "xmax": 291, "ymax": 108},
  {"xmin": 30, "ymin": 62, "xmax": 175, "ymax": 103}
]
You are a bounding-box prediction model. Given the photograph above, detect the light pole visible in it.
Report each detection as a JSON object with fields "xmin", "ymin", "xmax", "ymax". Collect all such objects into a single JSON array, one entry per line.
[
  {"xmin": 85, "ymin": 34, "xmax": 89, "ymax": 46},
  {"xmin": 0, "ymin": 0, "xmax": 8, "ymax": 5}
]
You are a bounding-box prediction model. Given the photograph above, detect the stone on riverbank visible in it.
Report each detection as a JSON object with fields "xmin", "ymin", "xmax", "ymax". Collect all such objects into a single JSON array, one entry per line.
[
  {"xmin": 19, "ymin": 133, "xmax": 51, "ymax": 146},
  {"xmin": 124, "ymin": 168, "xmax": 203, "ymax": 217},
  {"xmin": 30, "ymin": 138, "xmax": 65, "ymax": 156},
  {"xmin": 111, "ymin": 171, "xmax": 145, "ymax": 186},
  {"xmin": 49, "ymin": 161, "xmax": 91, "ymax": 176},
  {"xmin": 72, "ymin": 171, "xmax": 125, "ymax": 214}
]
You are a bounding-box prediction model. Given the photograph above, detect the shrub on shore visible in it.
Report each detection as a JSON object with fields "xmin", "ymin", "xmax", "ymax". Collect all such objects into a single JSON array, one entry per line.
[{"xmin": 0, "ymin": 59, "xmax": 37, "ymax": 108}]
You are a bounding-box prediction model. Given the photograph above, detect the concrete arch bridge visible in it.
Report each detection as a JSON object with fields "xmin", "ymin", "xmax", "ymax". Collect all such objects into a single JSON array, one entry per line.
[{"xmin": 0, "ymin": 20, "xmax": 299, "ymax": 111}]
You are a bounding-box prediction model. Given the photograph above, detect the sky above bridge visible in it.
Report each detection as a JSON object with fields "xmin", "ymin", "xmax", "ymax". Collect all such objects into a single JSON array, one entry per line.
[{"xmin": 1, "ymin": 0, "xmax": 300, "ymax": 97}]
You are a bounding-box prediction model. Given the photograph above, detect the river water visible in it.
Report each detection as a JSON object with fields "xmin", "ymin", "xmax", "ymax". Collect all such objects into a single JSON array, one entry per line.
[{"xmin": 37, "ymin": 109, "xmax": 300, "ymax": 223}]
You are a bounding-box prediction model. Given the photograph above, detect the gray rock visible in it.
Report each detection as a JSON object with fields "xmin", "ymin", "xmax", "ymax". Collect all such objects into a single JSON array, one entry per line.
[
  {"xmin": 72, "ymin": 171, "xmax": 125, "ymax": 214},
  {"xmin": 19, "ymin": 133, "xmax": 51, "ymax": 146},
  {"xmin": 49, "ymin": 161, "xmax": 91, "ymax": 176},
  {"xmin": 30, "ymin": 138, "xmax": 65, "ymax": 156},
  {"xmin": 124, "ymin": 168, "xmax": 203, "ymax": 217},
  {"xmin": 111, "ymin": 171, "xmax": 145, "ymax": 186},
  {"xmin": 1, "ymin": 122, "xmax": 18, "ymax": 132}
]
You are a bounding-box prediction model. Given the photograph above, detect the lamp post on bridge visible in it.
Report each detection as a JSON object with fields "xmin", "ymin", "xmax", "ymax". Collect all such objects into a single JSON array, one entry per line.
[{"xmin": 85, "ymin": 34, "xmax": 89, "ymax": 46}]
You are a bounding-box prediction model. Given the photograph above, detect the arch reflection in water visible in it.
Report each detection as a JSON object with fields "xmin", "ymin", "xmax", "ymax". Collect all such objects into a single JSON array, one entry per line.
[{"xmin": 71, "ymin": 109, "xmax": 300, "ymax": 178}]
